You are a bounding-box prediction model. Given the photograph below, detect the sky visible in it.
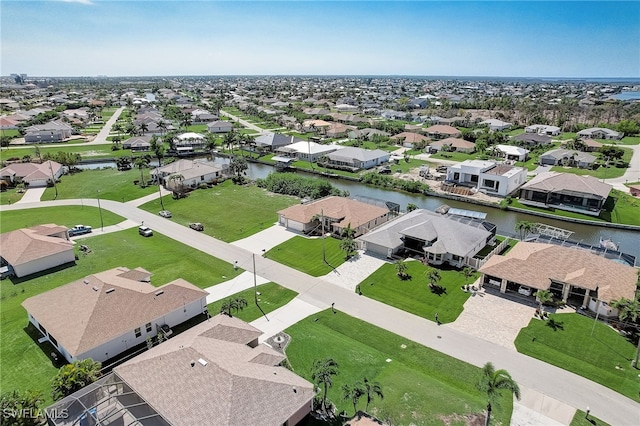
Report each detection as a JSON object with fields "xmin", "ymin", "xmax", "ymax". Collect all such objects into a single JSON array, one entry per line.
[{"xmin": 1, "ymin": 1, "xmax": 638, "ymax": 78}]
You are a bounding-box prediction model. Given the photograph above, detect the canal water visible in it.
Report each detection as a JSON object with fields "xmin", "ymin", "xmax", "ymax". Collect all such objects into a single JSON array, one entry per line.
[{"xmin": 77, "ymin": 159, "xmax": 640, "ymax": 259}]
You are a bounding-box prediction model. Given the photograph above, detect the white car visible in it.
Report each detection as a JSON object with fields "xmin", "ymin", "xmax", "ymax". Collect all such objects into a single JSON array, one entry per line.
[
  {"xmin": 159, "ymin": 210, "xmax": 172, "ymax": 218},
  {"xmin": 138, "ymin": 225, "xmax": 153, "ymax": 237},
  {"xmin": 518, "ymin": 286, "xmax": 532, "ymax": 296}
]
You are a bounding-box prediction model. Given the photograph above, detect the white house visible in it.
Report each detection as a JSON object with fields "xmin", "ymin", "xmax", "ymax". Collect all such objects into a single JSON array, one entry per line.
[
  {"xmin": 276, "ymin": 141, "xmax": 341, "ymax": 162},
  {"xmin": 577, "ymin": 127, "xmax": 623, "ymax": 140},
  {"xmin": 494, "ymin": 144, "xmax": 529, "ymax": 162},
  {"xmin": 0, "ymin": 224, "xmax": 75, "ymax": 278},
  {"xmin": 446, "ymin": 160, "xmax": 527, "ymax": 197},
  {"xmin": 480, "ymin": 118, "xmax": 512, "ymax": 131},
  {"xmin": 22, "ymin": 267, "xmax": 209, "ymax": 364},
  {"xmin": 207, "ymin": 120, "xmax": 233, "ymax": 133},
  {"xmin": 524, "ymin": 124, "xmax": 561, "ymax": 136}
]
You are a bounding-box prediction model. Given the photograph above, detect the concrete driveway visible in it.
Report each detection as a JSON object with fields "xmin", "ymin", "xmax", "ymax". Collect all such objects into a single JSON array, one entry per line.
[
  {"xmin": 231, "ymin": 223, "xmax": 297, "ymax": 254},
  {"xmin": 15, "ymin": 187, "xmax": 46, "ymax": 204}
]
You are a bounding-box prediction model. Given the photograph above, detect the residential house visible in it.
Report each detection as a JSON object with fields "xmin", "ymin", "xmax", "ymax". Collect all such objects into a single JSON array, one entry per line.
[
  {"xmin": 348, "ymin": 128, "xmax": 390, "ymax": 140},
  {"xmin": 356, "ymin": 209, "xmax": 494, "ymax": 267},
  {"xmin": 302, "ymin": 119, "xmax": 332, "ymax": 134},
  {"xmin": 518, "ymin": 171, "xmax": 612, "ymax": 216},
  {"xmin": 524, "ymin": 124, "xmax": 561, "ymax": 136},
  {"xmin": 446, "ymin": 160, "xmax": 528, "ymax": 197},
  {"xmin": 278, "ymin": 196, "xmax": 392, "ymax": 237},
  {"xmin": 191, "ymin": 108, "xmax": 218, "ymax": 123},
  {"xmin": 479, "ymin": 119, "xmax": 512, "ymax": 131},
  {"xmin": 24, "ymin": 120, "xmax": 74, "ymax": 143},
  {"xmin": 390, "ymin": 132, "xmax": 431, "ymax": 147},
  {"xmin": 45, "ymin": 315, "xmax": 314, "ymax": 426},
  {"xmin": 0, "ymin": 224, "xmax": 75, "ymax": 278},
  {"xmin": 423, "ymin": 125, "xmax": 461, "ymax": 140},
  {"xmin": 276, "ymin": 141, "xmax": 340, "ymax": 162},
  {"xmin": 0, "ymin": 160, "xmax": 63, "ymax": 187},
  {"xmin": 254, "ymin": 133, "xmax": 303, "ymax": 152},
  {"xmin": 582, "ymin": 139, "xmax": 603, "ymax": 152},
  {"xmin": 326, "ymin": 122, "xmax": 357, "ymax": 138},
  {"xmin": 22, "ymin": 266, "xmax": 208, "ymax": 364},
  {"xmin": 479, "ymin": 242, "xmax": 637, "ymax": 315},
  {"xmin": 511, "ymin": 132, "xmax": 553, "ymax": 147},
  {"xmin": 539, "ymin": 148, "xmax": 596, "ymax": 168},
  {"xmin": 122, "ymin": 135, "xmax": 151, "ymax": 152},
  {"xmin": 577, "ymin": 127, "xmax": 623, "ymax": 140},
  {"xmin": 428, "ymin": 137, "xmax": 475, "ymax": 153},
  {"xmin": 629, "ymin": 184, "xmax": 640, "ymax": 197},
  {"xmin": 494, "ymin": 144, "xmax": 529, "ymax": 162},
  {"xmin": 152, "ymin": 159, "xmax": 225, "ymax": 190},
  {"xmin": 207, "ymin": 120, "xmax": 233, "ymax": 133},
  {"xmin": 174, "ymin": 132, "xmax": 205, "ymax": 154},
  {"xmin": 324, "ymin": 147, "xmax": 390, "ymax": 171}
]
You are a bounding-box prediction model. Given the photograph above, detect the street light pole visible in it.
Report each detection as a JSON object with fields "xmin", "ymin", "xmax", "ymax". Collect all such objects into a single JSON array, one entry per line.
[{"xmin": 96, "ymin": 190, "xmax": 104, "ymax": 231}]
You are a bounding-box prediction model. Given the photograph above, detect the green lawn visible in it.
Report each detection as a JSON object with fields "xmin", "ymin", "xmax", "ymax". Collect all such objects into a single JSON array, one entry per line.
[
  {"xmin": 360, "ymin": 261, "xmax": 474, "ymax": 324},
  {"xmin": 514, "ymin": 313, "xmax": 639, "ymax": 402},
  {"xmin": 1, "ymin": 144, "xmax": 134, "ymax": 161},
  {"xmin": 474, "ymin": 236, "xmax": 516, "ymax": 259},
  {"xmin": 186, "ymin": 124, "xmax": 208, "ymax": 133},
  {"xmin": 206, "ymin": 283, "xmax": 297, "ymax": 322},
  {"xmin": 139, "ymin": 180, "xmax": 299, "ymax": 242},
  {"xmin": 285, "ymin": 310, "xmax": 513, "ymax": 425},
  {"xmin": 0, "ymin": 188, "xmax": 25, "ymax": 205},
  {"xmin": 604, "ymin": 136, "xmax": 640, "ymax": 146},
  {"xmin": 512, "ymin": 189, "xmax": 640, "ymax": 226},
  {"xmin": 570, "ymin": 410, "xmax": 611, "ymax": 426},
  {"xmin": 266, "ymin": 235, "xmax": 348, "ymax": 276},
  {"xmin": 0, "ymin": 228, "xmax": 241, "ymax": 404},
  {"xmin": 41, "ymin": 168, "xmax": 157, "ymax": 202},
  {"xmin": 1, "ymin": 129, "xmax": 21, "ymax": 137},
  {"xmin": 0, "ymin": 206, "xmax": 124, "ymax": 232},
  {"xmin": 430, "ymin": 150, "xmax": 477, "ymax": 162},
  {"xmin": 389, "ymin": 157, "xmax": 430, "ymax": 173}
]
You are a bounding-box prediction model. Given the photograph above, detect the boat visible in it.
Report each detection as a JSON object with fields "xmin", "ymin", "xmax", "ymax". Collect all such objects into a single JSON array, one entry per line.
[{"xmin": 599, "ymin": 237, "xmax": 619, "ymax": 251}]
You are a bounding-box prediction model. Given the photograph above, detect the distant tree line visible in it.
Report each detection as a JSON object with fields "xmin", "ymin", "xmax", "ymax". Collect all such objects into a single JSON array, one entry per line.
[{"xmin": 256, "ymin": 173, "xmax": 346, "ymax": 199}]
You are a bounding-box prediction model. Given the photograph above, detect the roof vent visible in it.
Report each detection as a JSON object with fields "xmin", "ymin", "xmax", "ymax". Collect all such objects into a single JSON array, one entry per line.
[
  {"xmin": 155, "ymin": 290, "xmax": 164, "ymax": 296},
  {"xmin": 105, "ymin": 288, "xmax": 115, "ymax": 294},
  {"xmin": 83, "ymin": 280, "xmax": 90, "ymax": 285},
  {"xmin": 198, "ymin": 358, "xmax": 208, "ymax": 367},
  {"xmin": 190, "ymin": 360, "xmax": 195, "ymax": 367},
  {"xmin": 92, "ymin": 286, "xmax": 99, "ymax": 292}
]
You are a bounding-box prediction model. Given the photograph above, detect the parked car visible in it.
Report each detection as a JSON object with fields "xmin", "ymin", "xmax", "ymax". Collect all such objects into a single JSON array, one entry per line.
[
  {"xmin": 68, "ymin": 225, "xmax": 92, "ymax": 236},
  {"xmin": 159, "ymin": 210, "xmax": 172, "ymax": 218},
  {"xmin": 160, "ymin": 324, "xmax": 173, "ymax": 337},
  {"xmin": 518, "ymin": 286, "xmax": 532, "ymax": 296},
  {"xmin": 189, "ymin": 222, "xmax": 204, "ymax": 231},
  {"xmin": 138, "ymin": 225, "xmax": 153, "ymax": 237}
]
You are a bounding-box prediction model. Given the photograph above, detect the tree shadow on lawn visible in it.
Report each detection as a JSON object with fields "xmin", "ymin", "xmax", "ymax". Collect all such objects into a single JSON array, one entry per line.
[{"xmin": 429, "ymin": 284, "xmax": 447, "ymax": 296}]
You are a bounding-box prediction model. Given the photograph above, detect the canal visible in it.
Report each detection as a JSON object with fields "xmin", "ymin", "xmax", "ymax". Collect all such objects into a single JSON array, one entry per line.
[{"xmin": 77, "ymin": 159, "xmax": 640, "ymax": 260}]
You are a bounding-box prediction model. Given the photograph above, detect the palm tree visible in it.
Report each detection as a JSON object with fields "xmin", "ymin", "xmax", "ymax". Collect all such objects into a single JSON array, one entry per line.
[
  {"xmin": 156, "ymin": 120, "xmax": 167, "ymax": 136},
  {"xmin": 223, "ymin": 129, "xmax": 237, "ymax": 154},
  {"xmin": 341, "ymin": 382, "xmax": 364, "ymax": 415},
  {"xmin": 51, "ymin": 359, "xmax": 102, "ymax": 401},
  {"xmin": 426, "ymin": 267, "xmax": 441, "ymax": 288},
  {"xmin": 395, "ymin": 259, "xmax": 408, "ymax": 279},
  {"xmin": 134, "ymin": 156, "xmax": 149, "ymax": 186},
  {"xmin": 311, "ymin": 358, "xmax": 339, "ymax": 413},
  {"xmin": 219, "ymin": 299, "xmax": 238, "ymax": 316},
  {"xmin": 535, "ymin": 289, "xmax": 553, "ymax": 315},
  {"xmin": 233, "ymin": 297, "xmax": 248, "ymax": 314},
  {"xmin": 168, "ymin": 173, "xmax": 184, "ymax": 194},
  {"xmin": 149, "ymin": 135, "xmax": 165, "ymax": 167},
  {"xmin": 610, "ymin": 297, "xmax": 640, "ymax": 329},
  {"xmin": 180, "ymin": 113, "xmax": 192, "ymax": 130},
  {"xmin": 339, "ymin": 237, "xmax": 358, "ymax": 260},
  {"xmin": 138, "ymin": 122, "xmax": 149, "ymax": 135},
  {"xmin": 361, "ymin": 377, "xmax": 383, "ymax": 412},
  {"xmin": 476, "ymin": 362, "xmax": 521, "ymax": 426},
  {"xmin": 462, "ymin": 267, "xmax": 476, "ymax": 288},
  {"xmin": 514, "ymin": 220, "xmax": 535, "ymax": 241}
]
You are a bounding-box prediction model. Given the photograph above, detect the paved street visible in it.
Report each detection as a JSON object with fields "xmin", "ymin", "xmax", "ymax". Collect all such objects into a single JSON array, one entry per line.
[{"xmin": 2, "ymin": 198, "xmax": 638, "ymax": 425}]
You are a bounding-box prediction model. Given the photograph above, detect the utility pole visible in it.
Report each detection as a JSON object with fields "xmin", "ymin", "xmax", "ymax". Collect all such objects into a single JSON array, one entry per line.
[{"xmin": 96, "ymin": 190, "xmax": 104, "ymax": 231}]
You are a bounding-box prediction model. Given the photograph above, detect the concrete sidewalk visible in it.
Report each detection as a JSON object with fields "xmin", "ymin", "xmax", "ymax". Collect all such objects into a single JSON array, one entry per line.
[
  {"xmin": 203, "ymin": 271, "xmax": 269, "ymax": 304},
  {"xmin": 250, "ymin": 297, "xmax": 323, "ymax": 343},
  {"xmin": 512, "ymin": 387, "xmax": 576, "ymax": 425},
  {"xmin": 126, "ymin": 187, "xmax": 172, "ymax": 207},
  {"xmin": 231, "ymin": 224, "xmax": 297, "ymax": 254},
  {"xmin": 69, "ymin": 219, "xmax": 139, "ymax": 241}
]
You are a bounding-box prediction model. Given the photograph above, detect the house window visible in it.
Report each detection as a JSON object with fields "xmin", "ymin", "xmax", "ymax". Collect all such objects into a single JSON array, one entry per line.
[
  {"xmin": 49, "ymin": 335, "xmax": 58, "ymax": 347},
  {"xmin": 201, "ymin": 176, "xmax": 205, "ymax": 181},
  {"xmin": 145, "ymin": 323, "xmax": 152, "ymax": 333},
  {"xmin": 470, "ymin": 175, "xmax": 479, "ymax": 183},
  {"xmin": 135, "ymin": 328, "xmax": 141, "ymax": 338}
]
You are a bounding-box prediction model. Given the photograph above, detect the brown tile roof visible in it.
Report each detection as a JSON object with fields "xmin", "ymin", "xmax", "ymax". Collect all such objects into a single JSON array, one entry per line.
[
  {"xmin": 0, "ymin": 224, "xmax": 73, "ymax": 266},
  {"xmin": 430, "ymin": 137, "xmax": 475, "ymax": 150},
  {"xmin": 390, "ymin": 132, "xmax": 431, "ymax": 143},
  {"xmin": 0, "ymin": 161, "xmax": 63, "ymax": 182},
  {"xmin": 21, "ymin": 267, "xmax": 208, "ymax": 357},
  {"xmin": 115, "ymin": 315, "xmax": 313, "ymax": 426},
  {"xmin": 521, "ymin": 171, "xmax": 612, "ymax": 199},
  {"xmin": 479, "ymin": 242, "xmax": 637, "ymax": 302},
  {"xmin": 278, "ymin": 196, "xmax": 390, "ymax": 229},
  {"xmin": 424, "ymin": 124, "xmax": 461, "ymax": 135}
]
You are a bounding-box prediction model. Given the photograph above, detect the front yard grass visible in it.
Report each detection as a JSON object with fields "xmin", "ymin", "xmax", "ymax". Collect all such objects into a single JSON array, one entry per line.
[
  {"xmin": 1, "ymin": 206, "xmax": 124, "ymax": 232},
  {"xmin": 0, "ymin": 227, "xmax": 241, "ymax": 404},
  {"xmin": 41, "ymin": 168, "xmax": 157, "ymax": 202},
  {"xmin": 139, "ymin": 180, "xmax": 299, "ymax": 242},
  {"xmin": 570, "ymin": 410, "xmax": 611, "ymax": 426},
  {"xmin": 361, "ymin": 261, "xmax": 474, "ymax": 324},
  {"xmin": 0, "ymin": 188, "xmax": 25, "ymax": 205},
  {"xmin": 1, "ymin": 144, "xmax": 135, "ymax": 161},
  {"xmin": 285, "ymin": 309, "xmax": 513, "ymax": 425},
  {"xmin": 206, "ymin": 283, "xmax": 297, "ymax": 322},
  {"xmin": 514, "ymin": 313, "xmax": 639, "ymax": 403},
  {"xmin": 550, "ymin": 146, "xmax": 633, "ymax": 180},
  {"xmin": 265, "ymin": 235, "xmax": 347, "ymax": 276}
]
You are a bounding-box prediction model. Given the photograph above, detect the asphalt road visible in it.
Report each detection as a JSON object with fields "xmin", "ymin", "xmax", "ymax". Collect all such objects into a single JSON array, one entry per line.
[{"xmin": 2, "ymin": 199, "xmax": 638, "ymax": 425}]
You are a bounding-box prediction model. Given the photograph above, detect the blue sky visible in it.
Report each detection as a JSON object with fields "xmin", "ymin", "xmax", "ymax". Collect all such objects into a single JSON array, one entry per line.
[{"xmin": 1, "ymin": 1, "xmax": 638, "ymax": 78}]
